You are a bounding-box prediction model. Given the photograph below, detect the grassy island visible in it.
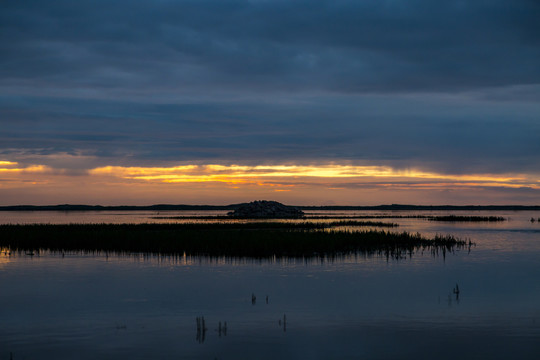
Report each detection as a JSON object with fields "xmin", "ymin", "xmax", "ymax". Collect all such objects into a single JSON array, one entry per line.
[{"xmin": 0, "ymin": 223, "xmax": 468, "ymax": 259}]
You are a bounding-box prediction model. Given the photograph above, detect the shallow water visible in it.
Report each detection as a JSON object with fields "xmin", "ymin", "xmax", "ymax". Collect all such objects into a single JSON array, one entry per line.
[{"xmin": 1, "ymin": 211, "xmax": 539, "ymax": 359}]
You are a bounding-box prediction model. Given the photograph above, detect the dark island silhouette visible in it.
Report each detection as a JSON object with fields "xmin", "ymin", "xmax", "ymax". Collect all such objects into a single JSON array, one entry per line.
[{"xmin": 227, "ymin": 200, "xmax": 304, "ymax": 219}]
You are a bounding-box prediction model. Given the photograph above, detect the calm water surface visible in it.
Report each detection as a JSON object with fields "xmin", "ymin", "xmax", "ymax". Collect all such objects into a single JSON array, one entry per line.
[{"xmin": 1, "ymin": 211, "xmax": 539, "ymax": 359}]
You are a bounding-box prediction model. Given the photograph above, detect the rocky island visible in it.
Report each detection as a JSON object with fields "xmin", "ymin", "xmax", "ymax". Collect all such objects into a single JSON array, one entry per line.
[{"xmin": 227, "ymin": 200, "xmax": 305, "ymax": 219}]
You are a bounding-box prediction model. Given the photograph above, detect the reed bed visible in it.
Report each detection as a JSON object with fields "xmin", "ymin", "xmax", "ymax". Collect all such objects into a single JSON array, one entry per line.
[
  {"xmin": 306, "ymin": 215, "xmax": 506, "ymax": 222},
  {"xmin": 152, "ymin": 214, "xmax": 506, "ymax": 222},
  {"xmin": 426, "ymin": 215, "xmax": 506, "ymax": 222},
  {"xmin": 147, "ymin": 220, "xmax": 398, "ymax": 227},
  {"xmin": 0, "ymin": 223, "xmax": 467, "ymax": 259}
]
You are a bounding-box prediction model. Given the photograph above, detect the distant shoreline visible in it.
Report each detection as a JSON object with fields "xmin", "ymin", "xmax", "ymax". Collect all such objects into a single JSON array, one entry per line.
[{"xmin": 0, "ymin": 204, "xmax": 539, "ymax": 211}]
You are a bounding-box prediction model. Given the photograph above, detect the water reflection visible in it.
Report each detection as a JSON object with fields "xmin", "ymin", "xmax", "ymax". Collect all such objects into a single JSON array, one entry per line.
[
  {"xmin": 1, "ymin": 247, "xmax": 470, "ymax": 269},
  {"xmin": 195, "ymin": 316, "xmax": 207, "ymax": 343},
  {"xmin": 2, "ymin": 209, "xmax": 538, "ymax": 225},
  {"xmin": 1, "ymin": 248, "xmax": 539, "ymax": 359},
  {"xmin": 1, "ymin": 211, "xmax": 540, "ymax": 359},
  {"xmin": 446, "ymin": 283, "xmax": 461, "ymax": 306},
  {"xmin": 217, "ymin": 321, "xmax": 227, "ymax": 337},
  {"xmin": 278, "ymin": 314, "xmax": 287, "ymax": 332}
]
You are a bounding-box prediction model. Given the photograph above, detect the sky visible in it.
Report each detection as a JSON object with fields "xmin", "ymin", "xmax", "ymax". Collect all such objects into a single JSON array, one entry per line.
[{"xmin": 1, "ymin": 0, "xmax": 539, "ymax": 205}]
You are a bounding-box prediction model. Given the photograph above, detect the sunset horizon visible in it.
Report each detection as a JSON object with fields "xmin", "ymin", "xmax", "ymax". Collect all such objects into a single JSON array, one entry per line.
[
  {"xmin": 1, "ymin": 160, "xmax": 539, "ymax": 206},
  {"xmin": 2, "ymin": 1, "xmax": 539, "ymax": 206},
  {"xmin": 2, "ymin": 2, "xmax": 540, "ymax": 358}
]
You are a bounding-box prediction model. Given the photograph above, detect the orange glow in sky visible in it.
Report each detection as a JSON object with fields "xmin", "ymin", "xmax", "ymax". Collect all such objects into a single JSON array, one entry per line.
[
  {"xmin": 89, "ymin": 164, "xmax": 535, "ymax": 188},
  {"xmin": 1, "ymin": 160, "xmax": 539, "ymax": 205}
]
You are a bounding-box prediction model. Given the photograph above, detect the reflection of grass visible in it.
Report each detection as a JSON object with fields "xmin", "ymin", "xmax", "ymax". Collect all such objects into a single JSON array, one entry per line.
[{"xmin": 0, "ymin": 223, "xmax": 467, "ymax": 259}]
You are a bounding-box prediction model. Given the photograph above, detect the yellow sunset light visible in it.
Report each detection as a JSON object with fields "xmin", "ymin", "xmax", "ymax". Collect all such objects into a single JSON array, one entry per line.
[
  {"xmin": 0, "ymin": 161, "xmax": 18, "ymax": 166},
  {"xmin": 86, "ymin": 164, "xmax": 539, "ymax": 190},
  {"xmin": 0, "ymin": 164, "xmax": 49, "ymax": 173}
]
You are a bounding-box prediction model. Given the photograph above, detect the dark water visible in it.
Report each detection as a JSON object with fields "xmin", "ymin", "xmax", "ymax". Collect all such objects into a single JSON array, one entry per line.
[{"xmin": 1, "ymin": 211, "xmax": 539, "ymax": 359}]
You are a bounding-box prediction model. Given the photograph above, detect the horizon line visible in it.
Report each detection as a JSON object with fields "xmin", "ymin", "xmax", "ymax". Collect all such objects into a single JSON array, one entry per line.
[{"xmin": 1, "ymin": 204, "xmax": 539, "ymax": 211}]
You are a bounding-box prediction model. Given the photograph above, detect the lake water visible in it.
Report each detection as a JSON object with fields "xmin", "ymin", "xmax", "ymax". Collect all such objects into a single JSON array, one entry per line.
[{"xmin": 1, "ymin": 210, "xmax": 540, "ymax": 359}]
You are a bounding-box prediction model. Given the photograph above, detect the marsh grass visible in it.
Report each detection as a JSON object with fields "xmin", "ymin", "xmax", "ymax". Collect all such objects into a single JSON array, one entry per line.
[
  {"xmin": 306, "ymin": 215, "xmax": 506, "ymax": 221},
  {"xmin": 0, "ymin": 223, "xmax": 467, "ymax": 259},
  {"xmin": 147, "ymin": 220, "xmax": 399, "ymax": 227},
  {"xmin": 427, "ymin": 215, "xmax": 506, "ymax": 222},
  {"xmin": 151, "ymin": 215, "xmax": 506, "ymax": 222}
]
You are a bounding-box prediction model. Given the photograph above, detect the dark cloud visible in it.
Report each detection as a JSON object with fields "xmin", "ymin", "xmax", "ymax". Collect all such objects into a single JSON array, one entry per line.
[
  {"xmin": 1, "ymin": 94, "xmax": 539, "ymax": 175},
  {"xmin": 2, "ymin": 0, "xmax": 539, "ymax": 93},
  {"xmin": 1, "ymin": 1, "xmax": 539, "ymax": 175}
]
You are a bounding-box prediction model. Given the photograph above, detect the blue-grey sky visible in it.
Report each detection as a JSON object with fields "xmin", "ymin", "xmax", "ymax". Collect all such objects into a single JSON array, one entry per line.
[{"xmin": 1, "ymin": 0, "xmax": 539, "ymax": 204}]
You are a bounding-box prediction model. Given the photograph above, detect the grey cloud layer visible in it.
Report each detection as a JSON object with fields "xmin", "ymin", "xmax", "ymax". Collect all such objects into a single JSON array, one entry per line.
[
  {"xmin": 2, "ymin": 94, "xmax": 539, "ymax": 174},
  {"xmin": 1, "ymin": 0, "xmax": 539, "ymax": 174},
  {"xmin": 2, "ymin": 0, "xmax": 539, "ymax": 93}
]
